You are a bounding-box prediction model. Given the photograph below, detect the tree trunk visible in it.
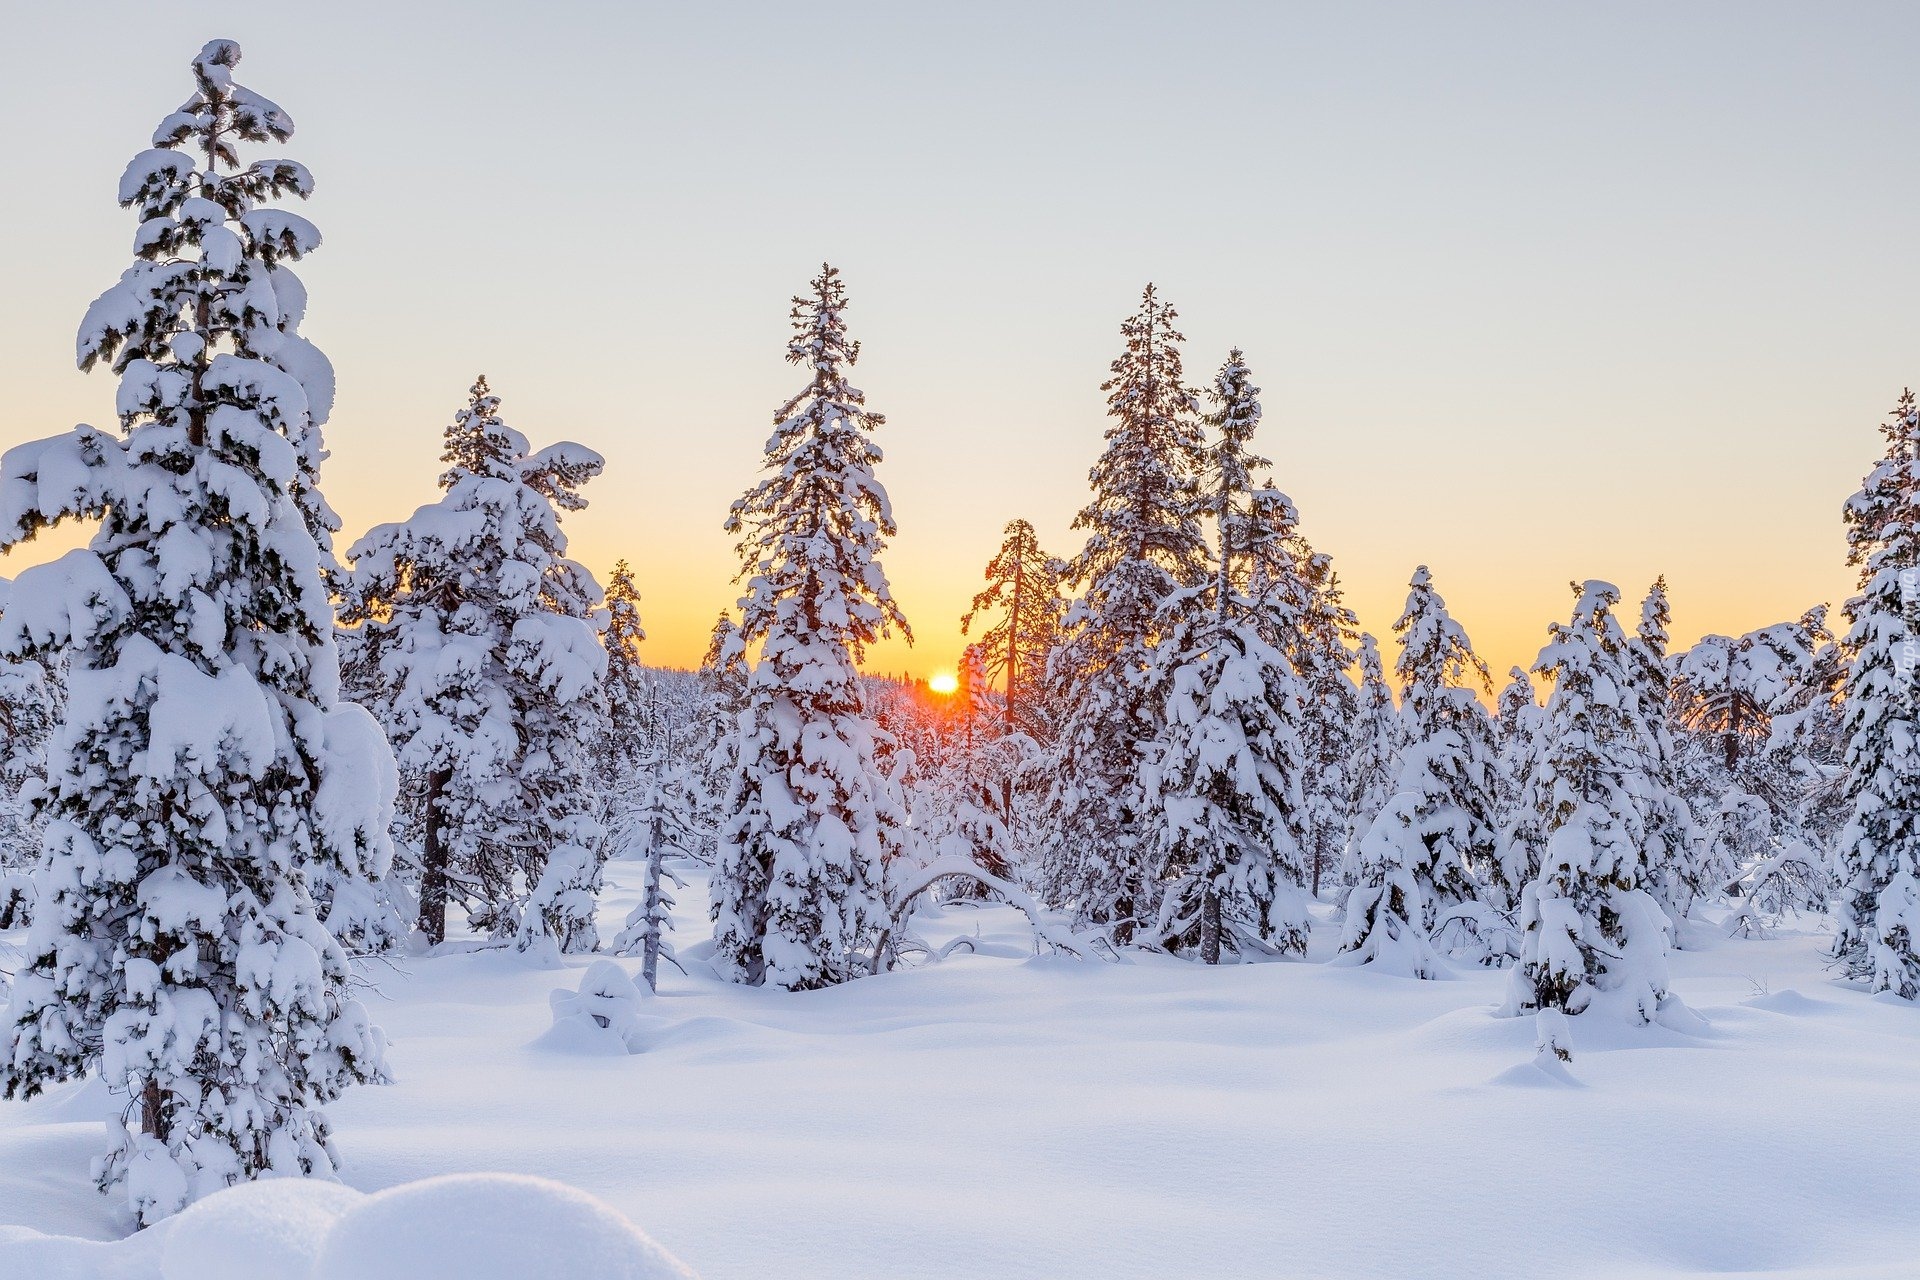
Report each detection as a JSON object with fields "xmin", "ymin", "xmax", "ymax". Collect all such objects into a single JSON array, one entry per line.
[
  {"xmin": 1006, "ymin": 558, "xmax": 1023, "ymax": 735},
  {"xmin": 641, "ymin": 813, "xmax": 665, "ymax": 994},
  {"xmin": 417, "ymin": 767, "xmax": 453, "ymax": 945},
  {"xmin": 1199, "ymin": 885, "xmax": 1222, "ymax": 965},
  {"xmin": 140, "ymin": 1077, "xmax": 168, "ymax": 1141}
]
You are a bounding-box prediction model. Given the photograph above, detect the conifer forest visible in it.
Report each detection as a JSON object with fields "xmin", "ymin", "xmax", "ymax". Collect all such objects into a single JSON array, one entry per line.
[{"xmin": 0, "ymin": 14, "xmax": 1916, "ymax": 1280}]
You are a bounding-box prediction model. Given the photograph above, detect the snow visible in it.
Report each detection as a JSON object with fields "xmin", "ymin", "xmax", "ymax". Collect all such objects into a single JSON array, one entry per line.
[
  {"xmin": 0, "ymin": 1173, "xmax": 694, "ymax": 1280},
  {"xmin": 312, "ymin": 1174, "xmax": 695, "ymax": 1280},
  {"xmin": 5, "ymin": 860, "xmax": 1919, "ymax": 1279},
  {"xmin": 159, "ymin": 1178, "xmax": 360, "ymax": 1280}
]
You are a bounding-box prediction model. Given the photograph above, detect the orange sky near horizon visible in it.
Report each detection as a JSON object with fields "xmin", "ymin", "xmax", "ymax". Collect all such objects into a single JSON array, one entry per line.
[{"xmin": 0, "ymin": 5, "xmax": 1900, "ymax": 691}]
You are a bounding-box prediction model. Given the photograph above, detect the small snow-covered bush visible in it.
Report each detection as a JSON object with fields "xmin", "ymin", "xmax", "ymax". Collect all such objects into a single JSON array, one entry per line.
[
  {"xmin": 544, "ymin": 959, "xmax": 652, "ymax": 1054},
  {"xmin": 1337, "ymin": 794, "xmax": 1446, "ymax": 979}
]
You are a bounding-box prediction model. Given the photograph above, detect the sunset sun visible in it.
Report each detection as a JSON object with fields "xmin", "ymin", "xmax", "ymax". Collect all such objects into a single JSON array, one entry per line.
[{"xmin": 927, "ymin": 671, "xmax": 959, "ymax": 696}]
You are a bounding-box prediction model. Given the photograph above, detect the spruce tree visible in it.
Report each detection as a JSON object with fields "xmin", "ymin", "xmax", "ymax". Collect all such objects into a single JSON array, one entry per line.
[
  {"xmin": 1039, "ymin": 284, "xmax": 1206, "ymax": 942},
  {"xmin": 1340, "ymin": 632, "xmax": 1400, "ymax": 895},
  {"xmin": 0, "ymin": 593, "xmax": 58, "ymax": 882},
  {"xmin": 1493, "ymin": 666, "xmax": 1544, "ymax": 910},
  {"xmin": 1504, "ymin": 582, "xmax": 1676, "ymax": 1025},
  {"xmin": 711, "ymin": 264, "xmax": 910, "ymax": 990},
  {"xmin": 1670, "ymin": 631, "xmax": 1769, "ymax": 773},
  {"xmin": 1229, "ymin": 464, "xmax": 1359, "ymax": 900},
  {"xmin": 960, "ymin": 519, "xmax": 1065, "ymax": 739},
  {"xmin": 610, "ymin": 759, "xmax": 698, "ymax": 994},
  {"xmin": 1626, "ymin": 577, "xmax": 1706, "ymax": 931},
  {"xmin": 340, "ymin": 378, "xmax": 606, "ymax": 955},
  {"xmin": 1337, "ymin": 794, "xmax": 1446, "ymax": 978},
  {"xmin": 1141, "ymin": 351, "xmax": 1313, "ymax": 961},
  {"xmin": 1387, "ymin": 567, "xmax": 1501, "ymax": 913},
  {"xmin": 596, "ymin": 560, "xmax": 652, "ymax": 778},
  {"xmin": 1283, "ymin": 547, "xmax": 1361, "ymax": 898},
  {"xmin": 1833, "ymin": 391, "xmax": 1920, "ymax": 995},
  {"xmin": 0, "ymin": 40, "xmax": 390, "ymax": 1223},
  {"xmin": 690, "ymin": 613, "xmax": 747, "ymax": 865}
]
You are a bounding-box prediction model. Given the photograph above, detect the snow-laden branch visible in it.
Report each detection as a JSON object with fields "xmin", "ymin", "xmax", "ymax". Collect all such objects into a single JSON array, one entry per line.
[{"xmin": 887, "ymin": 855, "xmax": 1101, "ymax": 960}]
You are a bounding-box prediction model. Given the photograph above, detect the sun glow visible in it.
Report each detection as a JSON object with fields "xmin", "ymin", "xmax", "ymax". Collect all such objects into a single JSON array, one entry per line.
[{"xmin": 927, "ymin": 671, "xmax": 960, "ymax": 696}]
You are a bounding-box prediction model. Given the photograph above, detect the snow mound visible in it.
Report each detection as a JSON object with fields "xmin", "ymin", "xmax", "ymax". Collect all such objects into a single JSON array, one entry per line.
[
  {"xmin": 538, "ymin": 958, "xmax": 652, "ymax": 1054},
  {"xmin": 161, "ymin": 1177, "xmax": 362, "ymax": 1280},
  {"xmin": 1740, "ymin": 989, "xmax": 1836, "ymax": 1016},
  {"xmin": 0, "ymin": 1174, "xmax": 695, "ymax": 1280},
  {"xmin": 1488, "ymin": 1058, "xmax": 1584, "ymax": 1088},
  {"xmin": 312, "ymin": 1173, "xmax": 695, "ymax": 1280}
]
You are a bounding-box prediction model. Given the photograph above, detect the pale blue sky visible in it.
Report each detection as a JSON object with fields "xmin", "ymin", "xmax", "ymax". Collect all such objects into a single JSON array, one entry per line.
[{"xmin": 1, "ymin": 2, "xmax": 1912, "ymax": 675}]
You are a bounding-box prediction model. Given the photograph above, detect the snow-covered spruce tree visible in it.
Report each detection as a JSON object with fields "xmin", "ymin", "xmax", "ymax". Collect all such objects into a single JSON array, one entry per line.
[
  {"xmin": 595, "ymin": 559, "xmax": 652, "ymax": 781},
  {"xmin": 0, "ymin": 40, "xmax": 391, "ymax": 1224},
  {"xmin": 1339, "ymin": 631, "xmax": 1400, "ymax": 896},
  {"xmin": 1669, "ymin": 612, "xmax": 1838, "ymax": 886},
  {"xmin": 712, "ymin": 264, "xmax": 911, "ymax": 991},
  {"xmin": 688, "ymin": 613, "xmax": 747, "ymax": 865},
  {"xmin": 610, "ymin": 758, "xmax": 698, "ymax": 994},
  {"xmin": 1626, "ymin": 577, "xmax": 1705, "ymax": 931},
  {"xmin": 1282, "ymin": 546, "xmax": 1360, "ymax": 897},
  {"xmin": 1492, "ymin": 665, "xmax": 1545, "ymax": 908},
  {"xmin": 0, "ymin": 582, "xmax": 59, "ymax": 882},
  {"xmin": 961, "ymin": 518, "xmax": 1066, "ymax": 739},
  {"xmin": 1141, "ymin": 351, "xmax": 1313, "ymax": 962},
  {"xmin": 1039, "ymin": 284, "xmax": 1207, "ymax": 943},
  {"xmin": 1384, "ymin": 567, "xmax": 1502, "ymax": 918},
  {"xmin": 1670, "ymin": 627, "xmax": 1778, "ymax": 775},
  {"xmin": 1768, "ymin": 608, "xmax": 1850, "ymax": 851},
  {"xmin": 1833, "ymin": 390, "xmax": 1920, "ymax": 996},
  {"xmin": 1336, "ymin": 794, "xmax": 1445, "ymax": 978},
  {"xmin": 1503, "ymin": 582, "xmax": 1677, "ymax": 1026},
  {"xmin": 340, "ymin": 378, "xmax": 607, "ymax": 957},
  {"xmin": 1227, "ymin": 466, "xmax": 1359, "ymax": 900}
]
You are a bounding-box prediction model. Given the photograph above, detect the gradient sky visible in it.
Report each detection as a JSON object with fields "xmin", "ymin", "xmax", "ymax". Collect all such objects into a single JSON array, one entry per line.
[{"xmin": 1, "ymin": 3, "xmax": 1914, "ymax": 684}]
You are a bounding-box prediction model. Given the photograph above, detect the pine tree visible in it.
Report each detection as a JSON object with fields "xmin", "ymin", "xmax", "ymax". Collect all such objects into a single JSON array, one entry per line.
[
  {"xmin": 1670, "ymin": 611, "xmax": 1838, "ymax": 885},
  {"xmin": 1039, "ymin": 284, "xmax": 1206, "ymax": 942},
  {"xmin": 1670, "ymin": 631, "xmax": 1770, "ymax": 772},
  {"xmin": 1141, "ymin": 351, "xmax": 1313, "ymax": 961},
  {"xmin": 1504, "ymin": 582, "xmax": 1676, "ymax": 1026},
  {"xmin": 712, "ymin": 264, "xmax": 910, "ymax": 991},
  {"xmin": 0, "ymin": 41, "xmax": 390, "ymax": 1223},
  {"xmin": 340, "ymin": 378, "xmax": 607, "ymax": 955},
  {"xmin": 960, "ymin": 519, "xmax": 1065, "ymax": 739},
  {"xmin": 1833, "ymin": 391, "xmax": 1920, "ymax": 995}
]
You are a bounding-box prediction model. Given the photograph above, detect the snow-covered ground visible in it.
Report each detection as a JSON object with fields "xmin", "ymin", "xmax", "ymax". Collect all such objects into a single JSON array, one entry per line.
[{"xmin": 3, "ymin": 857, "xmax": 1918, "ymax": 1280}]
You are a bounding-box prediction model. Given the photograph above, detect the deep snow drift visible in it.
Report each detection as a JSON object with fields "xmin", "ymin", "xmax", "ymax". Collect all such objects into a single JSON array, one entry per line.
[{"xmin": 3, "ymin": 858, "xmax": 1918, "ymax": 1280}]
